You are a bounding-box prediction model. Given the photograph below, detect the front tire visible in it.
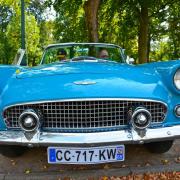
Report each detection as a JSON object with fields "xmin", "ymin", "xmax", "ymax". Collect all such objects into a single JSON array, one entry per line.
[
  {"xmin": 145, "ymin": 140, "xmax": 173, "ymax": 154},
  {"xmin": 0, "ymin": 145, "xmax": 27, "ymax": 158}
]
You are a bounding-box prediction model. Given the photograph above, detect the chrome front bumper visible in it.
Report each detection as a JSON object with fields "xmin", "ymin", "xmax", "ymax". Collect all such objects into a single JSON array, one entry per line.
[{"xmin": 0, "ymin": 125, "xmax": 180, "ymax": 147}]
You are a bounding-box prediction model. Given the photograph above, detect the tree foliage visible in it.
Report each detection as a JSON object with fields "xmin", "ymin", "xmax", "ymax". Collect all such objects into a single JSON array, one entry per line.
[
  {"xmin": 0, "ymin": 0, "xmax": 179, "ymax": 65},
  {"xmin": 0, "ymin": 0, "xmax": 55, "ymax": 65},
  {"xmin": 53, "ymin": 0, "xmax": 87, "ymax": 42}
]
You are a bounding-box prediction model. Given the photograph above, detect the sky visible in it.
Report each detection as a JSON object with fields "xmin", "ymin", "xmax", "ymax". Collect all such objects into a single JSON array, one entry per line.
[{"xmin": 43, "ymin": 6, "xmax": 56, "ymax": 20}]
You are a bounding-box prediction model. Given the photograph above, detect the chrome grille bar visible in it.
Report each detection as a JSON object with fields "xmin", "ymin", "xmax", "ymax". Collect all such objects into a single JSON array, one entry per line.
[{"xmin": 3, "ymin": 99, "xmax": 167, "ymax": 132}]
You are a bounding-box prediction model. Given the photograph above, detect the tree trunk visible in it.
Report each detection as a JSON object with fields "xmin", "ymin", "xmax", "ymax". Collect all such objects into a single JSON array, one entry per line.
[
  {"xmin": 147, "ymin": 33, "xmax": 151, "ymax": 62},
  {"xmin": 138, "ymin": 5, "xmax": 149, "ymax": 64},
  {"xmin": 84, "ymin": 0, "xmax": 101, "ymax": 42},
  {"xmin": 32, "ymin": 57, "xmax": 36, "ymax": 67}
]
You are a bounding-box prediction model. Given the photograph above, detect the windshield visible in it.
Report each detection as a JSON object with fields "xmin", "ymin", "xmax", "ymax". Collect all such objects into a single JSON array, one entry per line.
[{"xmin": 41, "ymin": 43, "xmax": 125, "ymax": 64}]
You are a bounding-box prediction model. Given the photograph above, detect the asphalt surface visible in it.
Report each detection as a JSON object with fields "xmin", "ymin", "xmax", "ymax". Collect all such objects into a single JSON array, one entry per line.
[{"xmin": 0, "ymin": 140, "xmax": 179, "ymax": 179}]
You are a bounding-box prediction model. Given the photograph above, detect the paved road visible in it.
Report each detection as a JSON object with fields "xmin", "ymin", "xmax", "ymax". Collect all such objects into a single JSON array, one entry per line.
[{"xmin": 0, "ymin": 140, "xmax": 179, "ymax": 179}]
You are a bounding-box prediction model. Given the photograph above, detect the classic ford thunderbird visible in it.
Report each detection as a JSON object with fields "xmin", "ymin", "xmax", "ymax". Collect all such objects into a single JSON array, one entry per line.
[{"xmin": 0, "ymin": 43, "xmax": 179, "ymax": 164}]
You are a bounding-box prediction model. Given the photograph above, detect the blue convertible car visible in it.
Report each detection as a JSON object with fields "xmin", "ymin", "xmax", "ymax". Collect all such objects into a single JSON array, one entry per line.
[{"xmin": 0, "ymin": 43, "xmax": 179, "ymax": 164}]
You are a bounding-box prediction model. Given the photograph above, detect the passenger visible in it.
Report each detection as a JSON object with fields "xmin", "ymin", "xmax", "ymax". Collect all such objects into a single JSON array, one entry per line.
[
  {"xmin": 98, "ymin": 49, "xmax": 109, "ymax": 59},
  {"xmin": 57, "ymin": 49, "xmax": 67, "ymax": 61}
]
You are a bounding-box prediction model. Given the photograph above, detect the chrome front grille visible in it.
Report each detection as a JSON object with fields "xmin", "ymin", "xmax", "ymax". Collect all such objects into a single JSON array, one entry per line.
[{"xmin": 3, "ymin": 99, "xmax": 167, "ymax": 132}]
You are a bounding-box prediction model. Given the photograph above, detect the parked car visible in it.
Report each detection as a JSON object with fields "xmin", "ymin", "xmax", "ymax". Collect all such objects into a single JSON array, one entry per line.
[{"xmin": 0, "ymin": 43, "xmax": 179, "ymax": 164}]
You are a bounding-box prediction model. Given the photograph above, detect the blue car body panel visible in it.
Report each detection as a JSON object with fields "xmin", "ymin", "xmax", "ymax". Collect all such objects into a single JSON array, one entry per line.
[{"xmin": 0, "ymin": 60, "xmax": 180, "ymax": 130}]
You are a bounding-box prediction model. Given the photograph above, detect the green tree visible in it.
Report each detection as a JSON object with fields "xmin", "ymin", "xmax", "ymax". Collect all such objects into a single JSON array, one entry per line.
[
  {"xmin": 27, "ymin": 0, "xmax": 46, "ymax": 23},
  {"xmin": 6, "ymin": 14, "xmax": 41, "ymax": 65},
  {"xmin": 53, "ymin": 0, "xmax": 87, "ymax": 42},
  {"xmin": 99, "ymin": 0, "xmax": 138, "ymax": 59},
  {"xmin": 0, "ymin": 0, "xmax": 55, "ymax": 65},
  {"xmin": 0, "ymin": 0, "xmax": 179, "ymax": 65},
  {"xmin": 0, "ymin": 5, "xmax": 13, "ymax": 64},
  {"xmin": 168, "ymin": 1, "xmax": 180, "ymax": 59}
]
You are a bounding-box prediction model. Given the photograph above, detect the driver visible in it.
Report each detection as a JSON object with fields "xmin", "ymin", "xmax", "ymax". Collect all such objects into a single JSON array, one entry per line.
[
  {"xmin": 57, "ymin": 49, "xmax": 67, "ymax": 61},
  {"xmin": 98, "ymin": 49, "xmax": 109, "ymax": 59}
]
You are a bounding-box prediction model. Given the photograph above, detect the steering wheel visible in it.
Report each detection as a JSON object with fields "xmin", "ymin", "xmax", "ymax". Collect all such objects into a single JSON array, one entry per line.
[{"xmin": 71, "ymin": 56, "xmax": 97, "ymax": 61}]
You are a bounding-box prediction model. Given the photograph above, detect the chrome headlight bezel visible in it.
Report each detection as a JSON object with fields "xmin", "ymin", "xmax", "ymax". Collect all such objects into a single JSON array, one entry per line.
[
  {"xmin": 18, "ymin": 109, "xmax": 42, "ymax": 132},
  {"xmin": 174, "ymin": 105, "xmax": 180, "ymax": 117},
  {"xmin": 174, "ymin": 69, "xmax": 180, "ymax": 90},
  {"xmin": 131, "ymin": 107, "xmax": 152, "ymax": 130}
]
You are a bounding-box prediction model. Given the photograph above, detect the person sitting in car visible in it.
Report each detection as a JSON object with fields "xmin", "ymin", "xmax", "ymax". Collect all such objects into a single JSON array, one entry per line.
[
  {"xmin": 98, "ymin": 49, "xmax": 109, "ymax": 59},
  {"xmin": 57, "ymin": 49, "xmax": 67, "ymax": 61}
]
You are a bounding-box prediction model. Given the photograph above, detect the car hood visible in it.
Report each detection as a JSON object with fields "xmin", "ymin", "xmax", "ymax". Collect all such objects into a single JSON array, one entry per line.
[
  {"xmin": 16, "ymin": 62, "xmax": 133, "ymax": 79},
  {"xmin": 1, "ymin": 62, "xmax": 170, "ymax": 107}
]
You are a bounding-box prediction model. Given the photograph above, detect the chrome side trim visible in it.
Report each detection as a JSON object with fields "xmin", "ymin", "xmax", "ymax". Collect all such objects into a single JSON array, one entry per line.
[{"xmin": 0, "ymin": 125, "xmax": 179, "ymax": 146}]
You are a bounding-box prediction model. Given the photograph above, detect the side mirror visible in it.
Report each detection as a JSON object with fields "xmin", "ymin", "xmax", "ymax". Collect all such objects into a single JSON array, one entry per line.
[{"xmin": 126, "ymin": 56, "xmax": 135, "ymax": 64}]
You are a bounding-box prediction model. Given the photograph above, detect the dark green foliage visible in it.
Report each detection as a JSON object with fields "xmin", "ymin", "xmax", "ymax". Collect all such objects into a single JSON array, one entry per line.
[
  {"xmin": 0, "ymin": 5, "xmax": 13, "ymax": 64},
  {"xmin": 26, "ymin": 0, "xmax": 46, "ymax": 22},
  {"xmin": 53, "ymin": 0, "xmax": 88, "ymax": 42},
  {"xmin": 0, "ymin": 0, "xmax": 179, "ymax": 65}
]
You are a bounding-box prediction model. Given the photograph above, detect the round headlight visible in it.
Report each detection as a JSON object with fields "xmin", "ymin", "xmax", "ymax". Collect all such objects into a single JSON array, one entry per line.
[
  {"xmin": 174, "ymin": 69, "xmax": 180, "ymax": 90},
  {"xmin": 18, "ymin": 109, "xmax": 42, "ymax": 132},
  {"xmin": 175, "ymin": 105, "xmax": 180, "ymax": 117},
  {"xmin": 131, "ymin": 107, "xmax": 152, "ymax": 130}
]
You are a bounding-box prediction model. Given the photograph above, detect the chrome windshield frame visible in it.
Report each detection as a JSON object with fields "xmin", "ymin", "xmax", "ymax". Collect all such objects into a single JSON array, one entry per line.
[{"xmin": 40, "ymin": 43, "xmax": 126, "ymax": 65}]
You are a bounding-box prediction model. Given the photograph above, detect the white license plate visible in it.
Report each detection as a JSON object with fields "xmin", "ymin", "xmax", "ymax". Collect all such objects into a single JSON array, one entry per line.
[{"xmin": 47, "ymin": 145, "xmax": 125, "ymax": 164}]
